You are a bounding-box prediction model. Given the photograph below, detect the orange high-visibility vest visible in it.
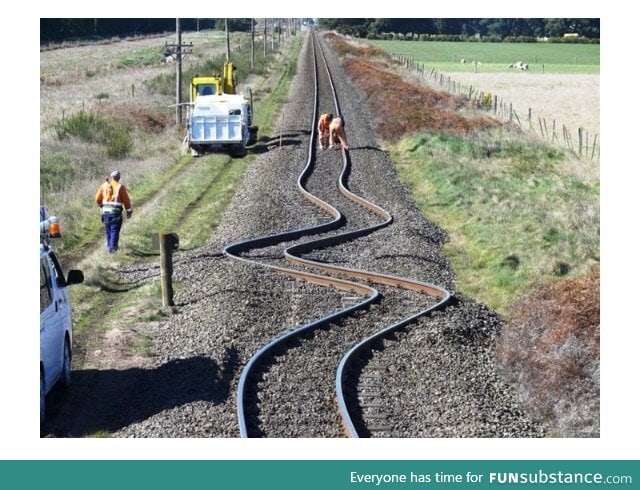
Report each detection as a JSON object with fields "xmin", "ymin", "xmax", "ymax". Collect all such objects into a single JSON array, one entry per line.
[{"xmin": 318, "ymin": 114, "xmax": 332, "ymax": 134}]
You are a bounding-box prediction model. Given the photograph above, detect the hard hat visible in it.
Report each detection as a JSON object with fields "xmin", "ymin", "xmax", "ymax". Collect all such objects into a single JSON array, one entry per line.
[{"xmin": 110, "ymin": 170, "xmax": 121, "ymax": 179}]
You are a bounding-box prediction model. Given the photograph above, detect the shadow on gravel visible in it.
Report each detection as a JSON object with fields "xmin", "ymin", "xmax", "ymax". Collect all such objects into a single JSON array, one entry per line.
[
  {"xmin": 346, "ymin": 145, "xmax": 386, "ymax": 152},
  {"xmin": 249, "ymin": 132, "xmax": 308, "ymax": 154},
  {"xmin": 41, "ymin": 349, "xmax": 239, "ymax": 437}
]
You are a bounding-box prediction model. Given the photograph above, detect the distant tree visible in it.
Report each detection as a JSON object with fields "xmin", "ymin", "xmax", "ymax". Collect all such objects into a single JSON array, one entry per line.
[
  {"xmin": 214, "ymin": 18, "xmax": 253, "ymax": 32},
  {"xmin": 368, "ymin": 18, "xmax": 394, "ymax": 35},
  {"xmin": 526, "ymin": 19, "xmax": 548, "ymax": 38},
  {"xmin": 571, "ymin": 18, "xmax": 600, "ymax": 38},
  {"xmin": 478, "ymin": 18, "xmax": 505, "ymax": 37},
  {"xmin": 41, "ymin": 17, "xmax": 599, "ymax": 45},
  {"xmin": 318, "ymin": 18, "xmax": 371, "ymax": 37},
  {"xmin": 386, "ymin": 19, "xmax": 434, "ymax": 34},
  {"xmin": 544, "ymin": 18, "xmax": 571, "ymax": 37},
  {"xmin": 41, "ymin": 18, "xmax": 179, "ymax": 44}
]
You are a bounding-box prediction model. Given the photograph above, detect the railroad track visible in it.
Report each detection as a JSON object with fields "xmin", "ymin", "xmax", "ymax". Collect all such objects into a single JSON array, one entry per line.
[
  {"xmin": 224, "ymin": 29, "xmax": 451, "ymax": 438},
  {"xmin": 41, "ymin": 28, "xmax": 542, "ymax": 440}
]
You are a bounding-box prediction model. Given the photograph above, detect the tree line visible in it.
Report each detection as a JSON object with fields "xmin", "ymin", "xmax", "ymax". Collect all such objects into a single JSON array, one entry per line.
[
  {"xmin": 40, "ymin": 18, "xmax": 255, "ymax": 44},
  {"xmin": 318, "ymin": 18, "xmax": 600, "ymax": 41},
  {"xmin": 41, "ymin": 18, "xmax": 600, "ymax": 45}
]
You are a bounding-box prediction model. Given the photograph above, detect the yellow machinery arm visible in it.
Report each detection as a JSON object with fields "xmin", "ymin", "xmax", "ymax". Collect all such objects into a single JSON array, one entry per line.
[
  {"xmin": 190, "ymin": 62, "xmax": 237, "ymax": 101},
  {"xmin": 223, "ymin": 61, "xmax": 237, "ymax": 95}
]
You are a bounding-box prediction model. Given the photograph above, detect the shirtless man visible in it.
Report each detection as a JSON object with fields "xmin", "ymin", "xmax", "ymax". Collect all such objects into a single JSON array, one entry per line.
[{"xmin": 329, "ymin": 116, "xmax": 349, "ymax": 150}]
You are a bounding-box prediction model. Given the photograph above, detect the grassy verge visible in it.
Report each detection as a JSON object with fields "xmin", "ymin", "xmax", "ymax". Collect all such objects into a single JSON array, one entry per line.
[
  {"xmin": 120, "ymin": 35, "xmax": 302, "ymax": 254},
  {"xmin": 54, "ymin": 111, "xmax": 133, "ymax": 158},
  {"xmin": 326, "ymin": 33, "xmax": 599, "ymax": 316},
  {"xmin": 122, "ymin": 154, "xmax": 237, "ymax": 253},
  {"xmin": 390, "ymin": 131, "xmax": 599, "ymax": 313},
  {"xmin": 67, "ymin": 34, "xmax": 303, "ymax": 366},
  {"xmin": 40, "ymin": 134, "xmax": 190, "ymax": 253},
  {"xmin": 357, "ymin": 31, "xmax": 601, "ymax": 434},
  {"xmin": 117, "ymin": 46, "xmax": 164, "ymax": 68}
]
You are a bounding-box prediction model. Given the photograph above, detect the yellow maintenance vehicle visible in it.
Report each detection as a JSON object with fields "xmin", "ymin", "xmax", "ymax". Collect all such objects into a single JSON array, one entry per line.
[{"xmin": 185, "ymin": 62, "xmax": 258, "ymax": 156}]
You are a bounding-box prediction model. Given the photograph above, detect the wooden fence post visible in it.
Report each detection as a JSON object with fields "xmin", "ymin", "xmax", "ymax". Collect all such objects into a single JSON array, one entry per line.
[
  {"xmin": 279, "ymin": 109, "xmax": 285, "ymax": 149},
  {"xmin": 157, "ymin": 233, "xmax": 179, "ymax": 308},
  {"xmin": 585, "ymin": 130, "xmax": 589, "ymax": 156},
  {"xmin": 513, "ymin": 110, "xmax": 521, "ymax": 127},
  {"xmin": 578, "ymin": 127, "xmax": 584, "ymax": 157}
]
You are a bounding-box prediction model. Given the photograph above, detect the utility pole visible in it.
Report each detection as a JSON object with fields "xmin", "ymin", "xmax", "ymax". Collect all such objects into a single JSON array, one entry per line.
[
  {"xmin": 176, "ymin": 18, "xmax": 182, "ymax": 126},
  {"xmin": 263, "ymin": 18, "xmax": 267, "ymax": 57},
  {"xmin": 251, "ymin": 18, "xmax": 255, "ymax": 70},
  {"xmin": 225, "ymin": 18, "xmax": 231, "ymax": 62},
  {"xmin": 166, "ymin": 18, "xmax": 193, "ymax": 127}
]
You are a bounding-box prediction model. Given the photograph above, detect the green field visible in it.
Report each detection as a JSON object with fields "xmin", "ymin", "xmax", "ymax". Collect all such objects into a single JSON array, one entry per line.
[{"xmin": 367, "ymin": 40, "xmax": 600, "ymax": 74}]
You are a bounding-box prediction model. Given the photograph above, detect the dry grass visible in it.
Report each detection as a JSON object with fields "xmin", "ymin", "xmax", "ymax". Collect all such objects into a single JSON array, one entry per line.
[
  {"xmin": 40, "ymin": 30, "xmax": 243, "ymax": 128},
  {"xmin": 41, "ymin": 66, "xmax": 174, "ymax": 128},
  {"xmin": 334, "ymin": 34, "xmax": 599, "ymax": 152},
  {"xmin": 324, "ymin": 32, "xmax": 386, "ymax": 58},
  {"xmin": 98, "ymin": 104, "xmax": 171, "ymax": 134},
  {"xmin": 496, "ymin": 268, "xmax": 600, "ymax": 437},
  {"xmin": 343, "ymin": 57, "xmax": 502, "ymax": 140},
  {"xmin": 446, "ymin": 72, "xmax": 600, "ymax": 138},
  {"xmin": 326, "ymin": 33, "xmax": 503, "ymax": 139}
]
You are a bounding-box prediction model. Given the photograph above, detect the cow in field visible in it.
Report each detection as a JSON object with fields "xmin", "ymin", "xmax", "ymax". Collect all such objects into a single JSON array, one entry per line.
[{"xmin": 508, "ymin": 61, "xmax": 529, "ymax": 71}]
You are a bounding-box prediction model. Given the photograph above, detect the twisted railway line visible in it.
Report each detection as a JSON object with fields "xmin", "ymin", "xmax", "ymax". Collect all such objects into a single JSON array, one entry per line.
[
  {"xmin": 43, "ymin": 29, "xmax": 542, "ymax": 438},
  {"xmin": 225, "ymin": 30, "xmax": 533, "ymax": 438}
]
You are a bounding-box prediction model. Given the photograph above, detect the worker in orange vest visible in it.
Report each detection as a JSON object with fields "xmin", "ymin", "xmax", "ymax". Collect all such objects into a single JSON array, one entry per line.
[
  {"xmin": 329, "ymin": 116, "xmax": 349, "ymax": 150},
  {"xmin": 95, "ymin": 170, "xmax": 132, "ymax": 254},
  {"xmin": 317, "ymin": 113, "xmax": 333, "ymax": 150}
]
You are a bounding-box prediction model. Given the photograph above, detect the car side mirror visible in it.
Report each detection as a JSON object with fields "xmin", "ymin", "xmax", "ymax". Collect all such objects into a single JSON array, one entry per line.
[{"xmin": 66, "ymin": 269, "xmax": 84, "ymax": 286}]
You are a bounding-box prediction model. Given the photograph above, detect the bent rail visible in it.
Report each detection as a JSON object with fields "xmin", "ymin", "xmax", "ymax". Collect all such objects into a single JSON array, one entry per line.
[{"xmin": 225, "ymin": 29, "xmax": 451, "ymax": 438}]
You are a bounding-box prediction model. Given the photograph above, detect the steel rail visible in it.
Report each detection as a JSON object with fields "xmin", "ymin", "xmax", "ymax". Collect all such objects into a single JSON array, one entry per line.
[
  {"xmin": 226, "ymin": 29, "xmax": 452, "ymax": 438},
  {"xmin": 285, "ymin": 32, "xmax": 452, "ymax": 437},
  {"xmin": 227, "ymin": 31, "xmax": 381, "ymax": 438}
]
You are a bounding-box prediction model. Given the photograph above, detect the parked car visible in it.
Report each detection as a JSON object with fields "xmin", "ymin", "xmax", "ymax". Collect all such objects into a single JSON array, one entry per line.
[{"xmin": 40, "ymin": 209, "xmax": 83, "ymax": 424}]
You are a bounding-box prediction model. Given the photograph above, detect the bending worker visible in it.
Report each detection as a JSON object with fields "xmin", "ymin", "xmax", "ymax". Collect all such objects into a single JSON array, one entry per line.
[
  {"xmin": 95, "ymin": 170, "xmax": 132, "ymax": 254},
  {"xmin": 317, "ymin": 113, "xmax": 333, "ymax": 149},
  {"xmin": 329, "ymin": 116, "xmax": 349, "ymax": 150}
]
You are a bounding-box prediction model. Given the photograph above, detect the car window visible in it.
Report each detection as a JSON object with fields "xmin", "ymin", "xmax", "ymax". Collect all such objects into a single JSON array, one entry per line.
[
  {"xmin": 40, "ymin": 257, "xmax": 53, "ymax": 313},
  {"xmin": 199, "ymin": 84, "xmax": 215, "ymax": 96},
  {"xmin": 48, "ymin": 251, "xmax": 66, "ymax": 287}
]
